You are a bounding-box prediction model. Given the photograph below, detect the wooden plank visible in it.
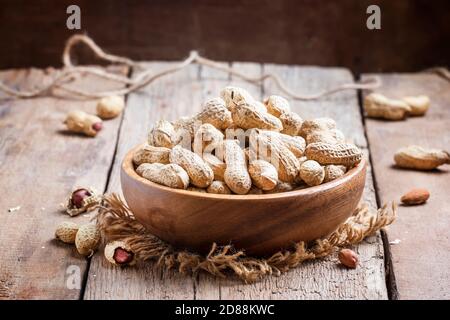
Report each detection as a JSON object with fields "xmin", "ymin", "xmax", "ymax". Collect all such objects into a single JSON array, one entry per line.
[
  {"xmin": 198, "ymin": 64, "xmax": 387, "ymax": 299},
  {"xmin": 0, "ymin": 66, "xmax": 127, "ymax": 299},
  {"xmin": 2, "ymin": 1, "xmax": 450, "ymax": 74},
  {"xmin": 84, "ymin": 62, "xmax": 203, "ymax": 299},
  {"xmin": 85, "ymin": 62, "xmax": 389, "ymax": 299},
  {"xmin": 362, "ymin": 73, "xmax": 450, "ymax": 300},
  {"xmin": 195, "ymin": 62, "xmax": 262, "ymax": 299}
]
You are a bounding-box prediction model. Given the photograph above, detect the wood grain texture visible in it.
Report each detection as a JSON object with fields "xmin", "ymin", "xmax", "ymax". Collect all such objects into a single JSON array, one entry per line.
[
  {"xmin": 0, "ymin": 66, "xmax": 127, "ymax": 299},
  {"xmin": 196, "ymin": 64, "xmax": 388, "ymax": 299},
  {"xmin": 84, "ymin": 62, "xmax": 201, "ymax": 299},
  {"xmin": 362, "ymin": 73, "xmax": 450, "ymax": 299},
  {"xmin": 85, "ymin": 62, "xmax": 389, "ymax": 299},
  {"xmin": 1, "ymin": 0, "xmax": 449, "ymax": 73}
]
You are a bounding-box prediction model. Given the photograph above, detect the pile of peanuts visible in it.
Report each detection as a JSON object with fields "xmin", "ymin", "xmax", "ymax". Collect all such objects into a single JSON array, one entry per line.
[{"xmin": 132, "ymin": 86, "xmax": 363, "ymax": 195}]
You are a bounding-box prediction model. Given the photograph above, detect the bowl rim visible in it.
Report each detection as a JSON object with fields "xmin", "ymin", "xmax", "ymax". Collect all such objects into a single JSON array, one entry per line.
[{"xmin": 122, "ymin": 144, "xmax": 367, "ymax": 200}]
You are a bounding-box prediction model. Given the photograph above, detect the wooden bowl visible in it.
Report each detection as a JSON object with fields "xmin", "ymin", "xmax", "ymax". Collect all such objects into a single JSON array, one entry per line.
[{"xmin": 121, "ymin": 145, "xmax": 367, "ymax": 256}]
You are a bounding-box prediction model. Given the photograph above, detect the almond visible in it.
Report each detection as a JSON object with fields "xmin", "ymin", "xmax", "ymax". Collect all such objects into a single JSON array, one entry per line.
[{"xmin": 400, "ymin": 188, "xmax": 430, "ymax": 205}]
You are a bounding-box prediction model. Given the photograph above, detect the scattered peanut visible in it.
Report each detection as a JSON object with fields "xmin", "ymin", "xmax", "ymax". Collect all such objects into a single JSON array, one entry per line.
[
  {"xmin": 71, "ymin": 188, "xmax": 91, "ymax": 208},
  {"xmin": 299, "ymin": 160, "xmax": 325, "ymax": 186},
  {"xmin": 223, "ymin": 140, "xmax": 252, "ymax": 194},
  {"xmin": 169, "ymin": 145, "xmax": 214, "ymax": 188},
  {"xmin": 75, "ymin": 223, "xmax": 101, "ymax": 256},
  {"xmin": 400, "ymin": 188, "xmax": 430, "ymax": 205},
  {"xmin": 364, "ymin": 93, "xmax": 411, "ymax": 120},
  {"xmin": 394, "ymin": 145, "xmax": 450, "ymax": 170},
  {"xmin": 248, "ymin": 160, "xmax": 278, "ymax": 191},
  {"xmin": 207, "ymin": 181, "xmax": 232, "ymax": 194},
  {"xmin": 338, "ymin": 249, "xmax": 359, "ymax": 269},
  {"xmin": 401, "ymin": 95, "xmax": 430, "ymax": 116},
  {"xmin": 104, "ymin": 240, "xmax": 136, "ymax": 266},
  {"xmin": 96, "ymin": 95, "xmax": 125, "ymax": 119},
  {"xmin": 136, "ymin": 163, "xmax": 190, "ymax": 189},
  {"xmin": 64, "ymin": 110, "xmax": 103, "ymax": 137},
  {"xmin": 305, "ymin": 142, "xmax": 363, "ymax": 167},
  {"xmin": 65, "ymin": 187, "xmax": 100, "ymax": 217},
  {"xmin": 55, "ymin": 222, "xmax": 79, "ymax": 244}
]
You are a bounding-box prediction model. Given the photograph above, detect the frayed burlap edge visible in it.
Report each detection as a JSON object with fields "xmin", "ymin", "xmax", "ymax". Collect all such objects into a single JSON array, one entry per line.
[{"xmin": 96, "ymin": 193, "xmax": 396, "ymax": 283}]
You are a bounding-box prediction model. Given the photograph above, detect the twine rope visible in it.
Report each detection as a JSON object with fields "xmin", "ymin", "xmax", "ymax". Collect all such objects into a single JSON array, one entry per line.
[
  {"xmin": 0, "ymin": 34, "xmax": 384, "ymax": 100},
  {"xmin": 96, "ymin": 193, "xmax": 397, "ymax": 283}
]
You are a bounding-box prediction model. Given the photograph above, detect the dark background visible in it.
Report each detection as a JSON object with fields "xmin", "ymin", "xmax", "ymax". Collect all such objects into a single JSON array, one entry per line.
[{"xmin": 0, "ymin": 0, "xmax": 449, "ymax": 73}]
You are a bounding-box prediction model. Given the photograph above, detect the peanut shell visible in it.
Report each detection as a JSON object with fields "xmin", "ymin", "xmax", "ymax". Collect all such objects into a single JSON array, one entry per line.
[
  {"xmin": 249, "ymin": 129, "xmax": 300, "ymax": 183},
  {"xmin": 220, "ymin": 86, "xmax": 254, "ymax": 110},
  {"xmin": 64, "ymin": 110, "xmax": 103, "ymax": 137},
  {"xmin": 75, "ymin": 224, "xmax": 101, "ymax": 256},
  {"xmin": 300, "ymin": 118, "xmax": 336, "ymax": 137},
  {"xmin": 96, "ymin": 95, "xmax": 125, "ymax": 119},
  {"xmin": 55, "ymin": 221, "xmax": 79, "ymax": 244},
  {"xmin": 299, "ymin": 160, "xmax": 325, "ymax": 186},
  {"xmin": 169, "ymin": 145, "xmax": 214, "ymax": 188},
  {"xmin": 223, "ymin": 140, "xmax": 252, "ymax": 194},
  {"xmin": 207, "ymin": 180, "xmax": 232, "ymax": 194},
  {"xmin": 196, "ymin": 97, "xmax": 233, "ymax": 129},
  {"xmin": 231, "ymin": 101, "xmax": 283, "ymax": 131},
  {"xmin": 248, "ymin": 160, "xmax": 278, "ymax": 191},
  {"xmin": 193, "ymin": 123, "xmax": 224, "ymax": 156},
  {"xmin": 203, "ymin": 153, "xmax": 226, "ymax": 182},
  {"xmin": 364, "ymin": 93, "xmax": 411, "ymax": 120},
  {"xmin": 264, "ymin": 95, "xmax": 291, "ymax": 117},
  {"xmin": 132, "ymin": 144, "xmax": 170, "ymax": 165},
  {"xmin": 323, "ymin": 165, "xmax": 347, "ymax": 183},
  {"xmin": 136, "ymin": 162, "xmax": 190, "ymax": 189},
  {"xmin": 401, "ymin": 95, "xmax": 430, "ymax": 116},
  {"xmin": 104, "ymin": 240, "xmax": 136, "ymax": 266},
  {"xmin": 279, "ymin": 111, "xmax": 303, "ymax": 136},
  {"xmin": 149, "ymin": 120, "xmax": 177, "ymax": 148},
  {"xmin": 394, "ymin": 145, "xmax": 450, "ymax": 170},
  {"xmin": 305, "ymin": 142, "xmax": 362, "ymax": 167}
]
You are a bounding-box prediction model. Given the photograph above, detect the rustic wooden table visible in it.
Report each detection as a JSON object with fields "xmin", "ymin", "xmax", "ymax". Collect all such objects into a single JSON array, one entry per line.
[{"xmin": 0, "ymin": 62, "xmax": 448, "ymax": 300}]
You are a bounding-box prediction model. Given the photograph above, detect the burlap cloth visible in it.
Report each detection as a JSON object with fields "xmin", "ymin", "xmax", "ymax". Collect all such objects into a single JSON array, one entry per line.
[{"xmin": 95, "ymin": 194, "xmax": 396, "ymax": 283}]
